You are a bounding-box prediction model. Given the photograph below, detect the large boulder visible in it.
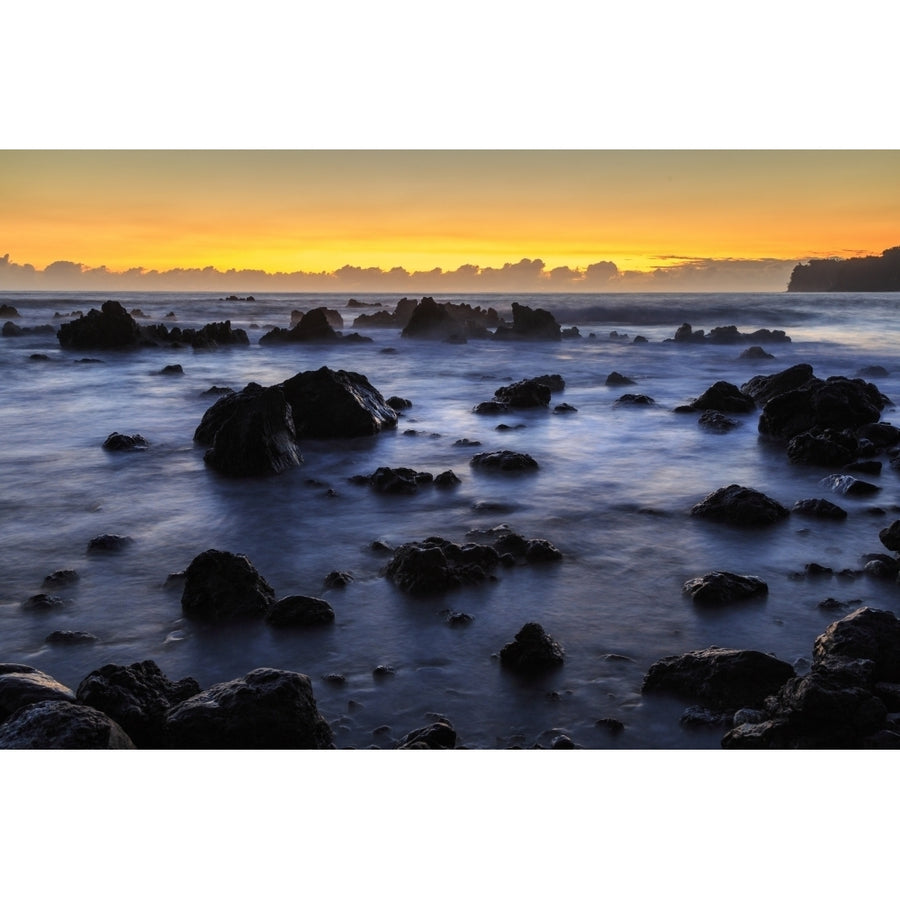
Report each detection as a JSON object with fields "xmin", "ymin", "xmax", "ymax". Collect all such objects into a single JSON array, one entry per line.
[
  {"xmin": 499, "ymin": 622, "xmax": 565, "ymax": 673},
  {"xmin": 0, "ymin": 700, "xmax": 136, "ymax": 749},
  {"xmin": 260, "ymin": 307, "xmax": 348, "ymax": 343},
  {"xmin": 165, "ymin": 668, "xmax": 334, "ymax": 749},
  {"xmin": 690, "ymin": 484, "xmax": 789, "ymax": 526},
  {"xmin": 194, "ymin": 383, "xmax": 302, "ymax": 477},
  {"xmin": 401, "ymin": 296, "xmax": 464, "ymax": 341},
  {"xmin": 741, "ymin": 363, "xmax": 815, "ymax": 405},
  {"xmin": 493, "ymin": 302, "xmax": 561, "ymax": 341},
  {"xmin": 181, "ymin": 549, "xmax": 275, "ymax": 620},
  {"xmin": 57, "ymin": 300, "xmax": 142, "ymax": 349},
  {"xmin": 0, "ymin": 664, "xmax": 76, "ymax": 722},
  {"xmin": 642, "ymin": 647, "xmax": 795, "ymax": 710},
  {"xmin": 281, "ymin": 367, "xmax": 398, "ymax": 438},
  {"xmin": 75, "ymin": 659, "xmax": 201, "ymax": 749}
]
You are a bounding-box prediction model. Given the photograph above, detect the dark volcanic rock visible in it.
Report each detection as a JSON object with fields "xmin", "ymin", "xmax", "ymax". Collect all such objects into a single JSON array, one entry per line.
[
  {"xmin": 819, "ymin": 474, "xmax": 880, "ymax": 496},
  {"xmin": 741, "ymin": 363, "xmax": 815, "ymax": 405},
  {"xmin": 792, "ymin": 498, "xmax": 848, "ymax": 520},
  {"xmin": 689, "ymin": 381, "xmax": 755, "ymax": 413},
  {"xmin": 260, "ymin": 307, "xmax": 353, "ymax": 344},
  {"xmin": 739, "ymin": 346, "xmax": 775, "ymax": 360},
  {"xmin": 58, "ymin": 300, "xmax": 142, "ymax": 349},
  {"xmin": 470, "ymin": 450, "xmax": 539, "ymax": 472},
  {"xmin": 493, "ymin": 377, "xmax": 552, "ymax": 408},
  {"xmin": 0, "ymin": 304, "xmax": 19, "ymax": 317},
  {"xmin": 385, "ymin": 538, "xmax": 501, "ymax": 594},
  {"xmin": 786, "ymin": 429, "xmax": 859, "ymax": 467},
  {"xmin": 814, "ymin": 607, "xmax": 900, "ymax": 681},
  {"xmin": 642, "ymin": 647, "xmax": 795, "ymax": 711},
  {"xmin": 195, "ymin": 383, "xmax": 302, "ymax": 477},
  {"xmin": 396, "ymin": 720, "xmax": 458, "ymax": 749},
  {"xmin": 879, "ymin": 520, "xmax": 900, "ymax": 552},
  {"xmin": 22, "ymin": 593, "xmax": 68, "ymax": 611},
  {"xmin": 0, "ymin": 700, "xmax": 136, "ymax": 749},
  {"xmin": 493, "ymin": 302, "xmax": 561, "ymax": 341},
  {"xmin": 102, "ymin": 431, "xmax": 149, "ymax": 451},
  {"xmin": 165, "ymin": 667, "xmax": 334, "ymax": 749},
  {"xmin": 43, "ymin": 569, "xmax": 79, "ymax": 588},
  {"xmin": 0, "ymin": 665, "xmax": 77, "ymax": 722},
  {"xmin": 401, "ymin": 296, "xmax": 464, "ymax": 341},
  {"xmin": 682, "ymin": 572, "xmax": 768, "ymax": 605},
  {"xmin": 45, "ymin": 630, "xmax": 98, "ymax": 644},
  {"xmin": 698, "ymin": 410, "xmax": 739, "ymax": 431},
  {"xmin": 615, "ymin": 393, "xmax": 655, "ymax": 406},
  {"xmin": 282, "ymin": 366, "xmax": 398, "ymax": 438},
  {"xmin": 87, "ymin": 533, "xmax": 133, "ymax": 552},
  {"xmin": 75, "ymin": 659, "xmax": 201, "ymax": 749},
  {"xmin": 387, "ymin": 395, "xmax": 412, "ymax": 410},
  {"xmin": 606, "ymin": 371, "xmax": 636, "ymax": 386},
  {"xmin": 357, "ymin": 466, "xmax": 434, "ymax": 494},
  {"xmin": 690, "ymin": 484, "xmax": 789, "ymax": 526},
  {"xmin": 180, "ymin": 549, "xmax": 275, "ymax": 621},
  {"xmin": 265, "ymin": 595, "xmax": 335, "ymax": 627},
  {"xmin": 499, "ymin": 622, "xmax": 565, "ymax": 673}
]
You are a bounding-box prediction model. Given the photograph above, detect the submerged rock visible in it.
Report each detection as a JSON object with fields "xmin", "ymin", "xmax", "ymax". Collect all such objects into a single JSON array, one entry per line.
[
  {"xmin": 385, "ymin": 538, "xmax": 501, "ymax": 594},
  {"xmin": 682, "ymin": 571, "xmax": 768, "ymax": 605},
  {"xmin": 690, "ymin": 484, "xmax": 789, "ymax": 526},
  {"xmin": 792, "ymin": 498, "xmax": 848, "ymax": 520},
  {"xmin": 180, "ymin": 549, "xmax": 275, "ymax": 620},
  {"xmin": 102, "ymin": 432, "xmax": 149, "ymax": 451},
  {"xmin": 87, "ymin": 533, "xmax": 133, "ymax": 552},
  {"xmin": 165, "ymin": 667, "xmax": 334, "ymax": 749},
  {"xmin": 265, "ymin": 595, "xmax": 335, "ymax": 627},
  {"xmin": 470, "ymin": 450, "xmax": 539, "ymax": 472}
]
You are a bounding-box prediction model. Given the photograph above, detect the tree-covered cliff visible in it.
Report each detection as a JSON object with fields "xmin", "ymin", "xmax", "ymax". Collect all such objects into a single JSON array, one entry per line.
[{"xmin": 787, "ymin": 246, "xmax": 900, "ymax": 292}]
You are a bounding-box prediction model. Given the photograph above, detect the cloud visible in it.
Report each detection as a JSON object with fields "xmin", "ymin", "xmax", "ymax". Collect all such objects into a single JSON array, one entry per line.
[{"xmin": 0, "ymin": 252, "xmax": 800, "ymax": 293}]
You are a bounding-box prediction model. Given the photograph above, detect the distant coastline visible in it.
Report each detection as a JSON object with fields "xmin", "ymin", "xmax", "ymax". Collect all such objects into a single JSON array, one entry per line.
[{"xmin": 788, "ymin": 246, "xmax": 900, "ymax": 292}]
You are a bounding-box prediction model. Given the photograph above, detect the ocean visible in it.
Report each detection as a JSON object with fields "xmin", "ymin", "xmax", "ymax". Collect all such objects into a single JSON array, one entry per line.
[{"xmin": 2, "ymin": 289, "xmax": 900, "ymax": 749}]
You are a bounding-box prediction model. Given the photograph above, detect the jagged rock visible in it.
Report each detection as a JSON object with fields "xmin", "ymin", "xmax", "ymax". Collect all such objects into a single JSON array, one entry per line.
[
  {"xmin": 492, "ymin": 302, "xmax": 561, "ymax": 341},
  {"xmin": 43, "ymin": 569, "xmax": 79, "ymax": 588},
  {"xmin": 673, "ymin": 323, "xmax": 706, "ymax": 343},
  {"xmin": 75, "ymin": 659, "xmax": 201, "ymax": 749},
  {"xmin": 792, "ymin": 498, "xmax": 848, "ymax": 519},
  {"xmin": 22, "ymin": 593, "xmax": 68, "ymax": 611},
  {"xmin": 698, "ymin": 410, "xmax": 739, "ymax": 431},
  {"xmin": 396, "ymin": 721, "xmax": 457, "ymax": 749},
  {"xmin": 493, "ymin": 378, "xmax": 552, "ymax": 408},
  {"xmin": 690, "ymin": 484, "xmax": 789, "ymax": 526},
  {"xmin": 354, "ymin": 466, "xmax": 434, "ymax": 494},
  {"xmin": 194, "ymin": 383, "xmax": 302, "ymax": 477},
  {"xmin": 265, "ymin": 595, "xmax": 335, "ymax": 627},
  {"xmin": 259, "ymin": 307, "xmax": 355, "ymax": 343},
  {"xmin": 786, "ymin": 430, "xmax": 859, "ymax": 467},
  {"xmin": 879, "ymin": 520, "xmax": 900, "ymax": 552},
  {"xmin": 180, "ymin": 549, "xmax": 275, "ymax": 620},
  {"xmin": 741, "ymin": 363, "xmax": 815, "ymax": 405},
  {"xmin": 159, "ymin": 364, "xmax": 183, "ymax": 375},
  {"xmin": 0, "ymin": 700, "xmax": 136, "ymax": 749},
  {"xmin": 470, "ymin": 450, "xmax": 539, "ymax": 472},
  {"xmin": 352, "ymin": 297, "xmax": 418, "ymax": 328},
  {"xmin": 165, "ymin": 668, "xmax": 334, "ymax": 749},
  {"xmin": 385, "ymin": 538, "xmax": 501, "ymax": 594},
  {"xmin": 819, "ymin": 474, "xmax": 880, "ymax": 496},
  {"xmin": 434, "ymin": 470, "xmax": 461, "ymax": 487},
  {"xmin": 642, "ymin": 647, "xmax": 794, "ymax": 710},
  {"xmin": 499, "ymin": 622, "xmax": 565, "ymax": 673},
  {"xmin": 57, "ymin": 300, "xmax": 142, "ymax": 349},
  {"xmin": 0, "ymin": 664, "xmax": 77, "ymax": 722},
  {"xmin": 102, "ymin": 432, "xmax": 149, "ymax": 451},
  {"xmin": 682, "ymin": 572, "xmax": 768, "ymax": 605},
  {"xmin": 473, "ymin": 400, "xmax": 508, "ymax": 415}
]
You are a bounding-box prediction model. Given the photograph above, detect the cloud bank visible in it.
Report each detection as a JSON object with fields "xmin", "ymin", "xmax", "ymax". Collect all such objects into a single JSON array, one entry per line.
[{"xmin": 0, "ymin": 253, "xmax": 798, "ymax": 293}]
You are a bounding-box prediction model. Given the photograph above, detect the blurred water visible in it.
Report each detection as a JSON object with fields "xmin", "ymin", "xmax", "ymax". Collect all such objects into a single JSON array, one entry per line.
[{"xmin": 2, "ymin": 289, "xmax": 900, "ymax": 748}]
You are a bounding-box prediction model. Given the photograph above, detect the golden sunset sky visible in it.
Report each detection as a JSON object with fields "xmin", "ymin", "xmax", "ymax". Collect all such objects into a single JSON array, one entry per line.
[{"xmin": 1, "ymin": 149, "xmax": 897, "ymax": 291}]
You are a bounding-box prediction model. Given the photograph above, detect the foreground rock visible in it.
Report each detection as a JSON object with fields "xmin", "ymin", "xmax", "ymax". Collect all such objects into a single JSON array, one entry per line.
[
  {"xmin": 642, "ymin": 647, "xmax": 795, "ymax": 710},
  {"xmin": 75, "ymin": 659, "xmax": 201, "ymax": 749},
  {"xmin": 0, "ymin": 700, "xmax": 136, "ymax": 749},
  {"xmin": 265, "ymin": 595, "xmax": 335, "ymax": 627},
  {"xmin": 499, "ymin": 622, "xmax": 565, "ymax": 673},
  {"xmin": 181, "ymin": 549, "xmax": 275, "ymax": 620},
  {"xmin": 396, "ymin": 720, "xmax": 458, "ymax": 749},
  {"xmin": 165, "ymin": 668, "xmax": 334, "ymax": 749},
  {"xmin": 690, "ymin": 484, "xmax": 789, "ymax": 526},
  {"xmin": 686, "ymin": 381, "xmax": 755, "ymax": 413},
  {"xmin": 0, "ymin": 664, "xmax": 76, "ymax": 721},
  {"xmin": 722, "ymin": 607, "xmax": 900, "ymax": 748},
  {"xmin": 682, "ymin": 572, "xmax": 768, "ymax": 605}
]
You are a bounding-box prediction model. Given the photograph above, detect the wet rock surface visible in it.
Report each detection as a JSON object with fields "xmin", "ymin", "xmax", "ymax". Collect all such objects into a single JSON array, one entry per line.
[
  {"xmin": 499, "ymin": 622, "xmax": 565, "ymax": 673},
  {"xmin": 690, "ymin": 484, "xmax": 789, "ymax": 526},
  {"xmin": 181, "ymin": 549, "xmax": 276, "ymax": 620},
  {"xmin": 682, "ymin": 571, "xmax": 768, "ymax": 605},
  {"xmin": 0, "ymin": 699, "xmax": 136, "ymax": 749}
]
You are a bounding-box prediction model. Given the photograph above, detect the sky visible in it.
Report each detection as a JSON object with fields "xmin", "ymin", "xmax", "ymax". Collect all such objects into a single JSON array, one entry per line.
[{"xmin": 2, "ymin": 149, "xmax": 898, "ymax": 293}]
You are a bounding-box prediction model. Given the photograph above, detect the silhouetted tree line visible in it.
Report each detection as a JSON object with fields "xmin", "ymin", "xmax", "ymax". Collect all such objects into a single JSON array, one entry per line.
[{"xmin": 788, "ymin": 246, "xmax": 900, "ymax": 291}]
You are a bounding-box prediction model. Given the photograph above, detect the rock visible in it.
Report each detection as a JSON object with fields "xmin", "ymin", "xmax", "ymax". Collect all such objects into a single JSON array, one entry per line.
[
  {"xmin": 672, "ymin": 323, "xmax": 706, "ymax": 343},
  {"xmin": 324, "ymin": 571, "xmax": 353, "ymax": 589},
  {"xmin": 45, "ymin": 630, "xmax": 99, "ymax": 644},
  {"xmin": 813, "ymin": 607, "xmax": 900, "ymax": 681},
  {"xmin": 22, "ymin": 593, "xmax": 68, "ymax": 611},
  {"xmin": 384, "ymin": 538, "xmax": 501, "ymax": 594},
  {"xmin": 786, "ymin": 430, "xmax": 859, "ymax": 466},
  {"xmin": 473, "ymin": 400, "xmax": 509, "ymax": 415},
  {"xmin": 858, "ymin": 365, "xmax": 890, "ymax": 378},
  {"xmin": 0, "ymin": 304, "xmax": 19, "ymax": 317},
  {"xmin": 165, "ymin": 668, "xmax": 333, "ymax": 749},
  {"xmin": 102, "ymin": 432, "xmax": 149, "ymax": 451},
  {"xmin": 387, "ymin": 396, "xmax": 412, "ymax": 410},
  {"xmin": 524, "ymin": 538, "xmax": 563, "ymax": 562},
  {"xmin": 0, "ymin": 665, "xmax": 77, "ymax": 722},
  {"xmin": 493, "ymin": 378, "xmax": 552, "ymax": 408},
  {"xmin": 791, "ymin": 498, "xmax": 848, "ymax": 519},
  {"xmin": 265, "ymin": 595, "xmax": 335, "ymax": 627},
  {"xmin": 493, "ymin": 302, "xmax": 561, "ymax": 341},
  {"xmin": 606, "ymin": 371, "xmax": 636, "ymax": 386},
  {"xmin": 87, "ymin": 533, "xmax": 133, "ymax": 552},
  {"xmin": 75, "ymin": 659, "xmax": 201, "ymax": 748},
  {"xmin": 194, "ymin": 383, "xmax": 302, "ymax": 477},
  {"xmin": 757, "ymin": 375, "xmax": 887, "ymax": 440},
  {"xmin": 281, "ymin": 366, "xmax": 398, "ymax": 438},
  {"xmin": 819, "ymin": 474, "xmax": 880, "ymax": 496},
  {"xmin": 0, "ymin": 700, "xmax": 136, "ymax": 749},
  {"xmin": 57, "ymin": 300, "xmax": 143, "ymax": 349},
  {"xmin": 682, "ymin": 571, "xmax": 768, "ymax": 605},
  {"xmin": 260, "ymin": 307, "xmax": 350, "ymax": 343},
  {"xmin": 689, "ymin": 381, "xmax": 755, "ymax": 413},
  {"xmin": 470, "ymin": 450, "xmax": 539, "ymax": 472},
  {"xmin": 690, "ymin": 484, "xmax": 789, "ymax": 526},
  {"xmin": 739, "ymin": 346, "xmax": 774, "ymax": 360},
  {"xmin": 879, "ymin": 520, "xmax": 900, "ymax": 552},
  {"xmin": 401, "ymin": 296, "xmax": 466, "ymax": 341},
  {"xmin": 741, "ymin": 363, "xmax": 815, "ymax": 405},
  {"xmin": 642, "ymin": 647, "xmax": 795, "ymax": 710},
  {"xmin": 42, "ymin": 569, "xmax": 79, "ymax": 588},
  {"xmin": 697, "ymin": 410, "xmax": 739, "ymax": 431},
  {"xmin": 554, "ymin": 403, "xmax": 577, "ymax": 414},
  {"xmin": 396, "ymin": 721, "xmax": 457, "ymax": 749},
  {"xmin": 434, "ymin": 469, "xmax": 461, "ymax": 487},
  {"xmin": 180, "ymin": 548, "xmax": 275, "ymax": 620},
  {"xmin": 499, "ymin": 622, "xmax": 565, "ymax": 673},
  {"xmin": 356, "ymin": 466, "xmax": 434, "ymax": 494},
  {"xmin": 615, "ymin": 393, "xmax": 655, "ymax": 406},
  {"xmin": 2, "ymin": 321, "xmax": 23, "ymax": 336},
  {"xmin": 353, "ymin": 297, "xmax": 419, "ymax": 328}
]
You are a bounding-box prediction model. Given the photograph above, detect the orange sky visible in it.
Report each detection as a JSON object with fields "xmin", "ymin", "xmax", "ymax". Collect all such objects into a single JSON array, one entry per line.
[{"xmin": 1, "ymin": 149, "xmax": 897, "ymax": 288}]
